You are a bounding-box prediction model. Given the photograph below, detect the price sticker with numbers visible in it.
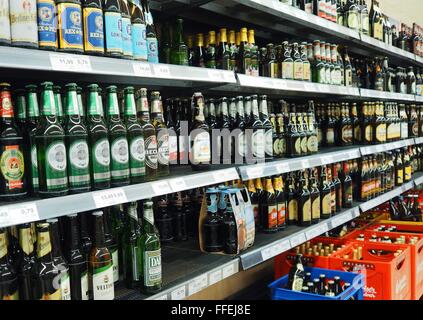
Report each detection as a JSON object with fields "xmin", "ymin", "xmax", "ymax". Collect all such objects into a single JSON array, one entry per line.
[
  {"xmin": 50, "ymin": 54, "xmax": 92, "ymax": 72},
  {"xmin": 290, "ymin": 233, "xmax": 306, "ymax": 248},
  {"xmin": 222, "ymin": 264, "xmax": 236, "ymax": 279},
  {"xmin": 154, "ymin": 295, "xmax": 168, "ymax": 300},
  {"xmin": 0, "ymin": 207, "xmax": 9, "ymax": 226},
  {"xmin": 171, "ymin": 286, "xmax": 186, "ymax": 300},
  {"xmin": 276, "ymin": 162, "xmax": 290, "ymax": 174},
  {"xmin": 8, "ymin": 203, "xmax": 39, "ymax": 225},
  {"xmin": 208, "ymin": 70, "xmax": 224, "ymax": 82},
  {"xmin": 153, "ymin": 65, "xmax": 171, "ymax": 77},
  {"xmin": 92, "ymin": 188, "xmax": 127, "ymax": 208},
  {"xmin": 208, "ymin": 269, "xmax": 222, "ymax": 286},
  {"xmin": 246, "ymin": 167, "xmax": 264, "ymax": 179},
  {"xmin": 152, "ymin": 181, "xmax": 172, "ymax": 196},
  {"xmin": 188, "ymin": 274, "xmax": 208, "ymax": 296},
  {"xmin": 169, "ymin": 178, "xmax": 187, "ymax": 192},
  {"xmin": 133, "ymin": 62, "xmax": 153, "ymax": 77}
]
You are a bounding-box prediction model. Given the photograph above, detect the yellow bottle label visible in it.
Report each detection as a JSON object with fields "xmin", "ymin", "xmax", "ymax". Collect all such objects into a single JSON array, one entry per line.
[
  {"xmin": 301, "ymin": 136, "xmax": 308, "ymax": 154},
  {"xmin": 365, "ymin": 125, "xmax": 373, "ymax": 142},
  {"xmin": 312, "ymin": 197, "xmax": 321, "ymax": 219},
  {"xmin": 405, "ymin": 166, "xmax": 412, "ymax": 181},
  {"xmin": 41, "ymin": 289, "xmax": 61, "ymax": 300},
  {"xmin": 295, "ymin": 138, "xmax": 302, "ymax": 155},
  {"xmin": 3, "ymin": 291, "xmax": 19, "ymax": 300},
  {"xmin": 307, "ymin": 135, "xmax": 318, "ymax": 153},
  {"xmin": 376, "ymin": 124, "xmax": 386, "ymax": 142},
  {"xmin": 288, "ymin": 199, "xmax": 298, "ymax": 221},
  {"xmin": 294, "ymin": 61, "xmax": 303, "ymax": 80},
  {"xmin": 0, "ymin": 233, "xmax": 6, "ymax": 259},
  {"xmin": 322, "ymin": 193, "xmax": 331, "ymax": 215},
  {"xmin": 303, "ymin": 63, "xmax": 311, "ymax": 81},
  {"xmin": 37, "ymin": 231, "xmax": 52, "ymax": 258},
  {"xmin": 397, "ymin": 170, "xmax": 404, "ymax": 184},
  {"xmin": 302, "ymin": 199, "xmax": 311, "ymax": 222},
  {"xmin": 282, "ymin": 61, "xmax": 294, "ymax": 79}
]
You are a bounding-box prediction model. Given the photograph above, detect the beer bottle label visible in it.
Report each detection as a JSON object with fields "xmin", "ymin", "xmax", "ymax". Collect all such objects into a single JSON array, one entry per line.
[
  {"xmin": 303, "ymin": 63, "xmax": 311, "ymax": 81},
  {"xmin": 282, "ymin": 61, "xmax": 294, "ymax": 79},
  {"xmin": 104, "ymin": 12, "xmax": 123, "ymax": 54},
  {"xmin": 37, "ymin": 0, "xmax": 57, "ymax": 48},
  {"xmin": 325, "ymin": 67, "xmax": 331, "ymax": 84},
  {"xmin": 0, "ymin": 0, "xmax": 11, "ymax": 42},
  {"xmin": 147, "ymin": 37, "xmax": 159, "ymax": 63},
  {"xmin": 0, "ymin": 145, "xmax": 25, "ymax": 192},
  {"xmin": 347, "ymin": 11, "xmax": 359, "ymax": 29},
  {"xmin": 90, "ymin": 263, "xmax": 114, "ymax": 300},
  {"xmin": 405, "ymin": 166, "xmax": 412, "ymax": 181},
  {"xmin": 2, "ymin": 290, "xmax": 19, "ymax": 300},
  {"xmin": 412, "ymin": 123, "xmax": 419, "ymax": 136},
  {"xmin": 145, "ymin": 135, "xmax": 158, "ymax": 170},
  {"xmin": 273, "ymin": 138, "xmax": 281, "ymax": 156},
  {"xmin": 92, "ymin": 139, "xmax": 111, "ymax": 183},
  {"xmin": 68, "ymin": 140, "xmax": 90, "ymax": 188},
  {"xmin": 252, "ymin": 203, "xmax": 259, "ymax": 225},
  {"xmin": 268, "ymin": 205, "xmax": 278, "ymax": 229},
  {"xmin": 345, "ymin": 185, "xmax": 353, "ymax": 204},
  {"xmin": 144, "ymin": 249, "xmax": 162, "ymax": 287},
  {"xmin": 326, "ymin": 128, "xmax": 335, "ymax": 145},
  {"xmin": 277, "ymin": 202, "xmax": 286, "ymax": 226},
  {"xmin": 129, "ymin": 136, "xmax": 145, "ymax": 177},
  {"xmin": 312, "ymin": 197, "xmax": 320, "ymax": 219},
  {"xmin": 307, "ymin": 135, "xmax": 318, "ymax": 153},
  {"xmin": 294, "ymin": 61, "xmax": 304, "ymax": 80},
  {"xmin": 301, "ymin": 136, "xmax": 308, "ymax": 154},
  {"xmin": 57, "ymin": 3, "xmax": 83, "ymax": 51},
  {"xmin": 9, "ymin": 0, "xmax": 37, "ymax": 46},
  {"xmin": 41, "ymin": 289, "xmax": 61, "ymax": 300},
  {"xmin": 83, "ymin": 7, "xmax": 104, "ymax": 53},
  {"xmin": 111, "ymin": 137, "xmax": 129, "ymax": 180},
  {"xmin": 265, "ymin": 129, "xmax": 273, "ymax": 157},
  {"xmin": 121, "ymin": 16, "xmax": 133, "ymax": 57},
  {"xmin": 111, "ymin": 248, "xmax": 119, "ymax": 283},
  {"xmin": 60, "ymin": 271, "xmax": 71, "ymax": 300},
  {"xmin": 157, "ymin": 133, "xmax": 170, "ymax": 166},
  {"xmin": 330, "ymin": 191, "xmax": 336, "ymax": 210},
  {"xmin": 45, "ymin": 141, "xmax": 68, "ymax": 191},
  {"xmin": 168, "ymin": 135, "xmax": 178, "ymax": 163},
  {"xmin": 252, "ymin": 130, "xmax": 265, "ymax": 159},
  {"xmin": 250, "ymin": 57, "xmax": 259, "ymax": 77},
  {"xmin": 361, "ymin": 14, "xmax": 369, "ymax": 33},
  {"xmin": 288, "ymin": 199, "xmax": 298, "ymax": 221},
  {"xmin": 190, "ymin": 131, "xmax": 211, "ymax": 163},
  {"xmin": 302, "ymin": 199, "xmax": 311, "ymax": 222},
  {"xmin": 132, "ymin": 23, "xmax": 147, "ymax": 60},
  {"xmin": 365, "ymin": 125, "xmax": 372, "ymax": 142},
  {"xmin": 292, "ymin": 276, "xmax": 304, "ymax": 292},
  {"xmin": 81, "ymin": 271, "xmax": 89, "ymax": 300},
  {"xmin": 322, "ymin": 193, "xmax": 331, "ymax": 215},
  {"xmin": 341, "ymin": 126, "xmax": 353, "ymax": 144}
]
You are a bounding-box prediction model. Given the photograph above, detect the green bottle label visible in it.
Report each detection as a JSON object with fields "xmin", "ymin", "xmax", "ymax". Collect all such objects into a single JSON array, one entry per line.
[
  {"xmin": 129, "ymin": 136, "xmax": 145, "ymax": 177},
  {"xmin": 31, "ymin": 144, "xmax": 39, "ymax": 189},
  {"xmin": 68, "ymin": 140, "xmax": 90, "ymax": 188},
  {"xmin": 110, "ymin": 137, "xmax": 129, "ymax": 180},
  {"xmin": 45, "ymin": 141, "xmax": 68, "ymax": 190},
  {"xmin": 0, "ymin": 145, "xmax": 25, "ymax": 192},
  {"xmin": 91, "ymin": 138, "xmax": 111, "ymax": 183},
  {"xmin": 143, "ymin": 249, "xmax": 161, "ymax": 287}
]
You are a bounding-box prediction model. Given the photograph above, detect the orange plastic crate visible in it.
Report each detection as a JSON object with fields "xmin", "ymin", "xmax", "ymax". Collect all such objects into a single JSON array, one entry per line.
[
  {"xmin": 368, "ymin": 222, "xmax": 423, "ymax": 234},
  {"xmin": 329, "ymin": 241, "xmax": 412, "ymax": 300}
]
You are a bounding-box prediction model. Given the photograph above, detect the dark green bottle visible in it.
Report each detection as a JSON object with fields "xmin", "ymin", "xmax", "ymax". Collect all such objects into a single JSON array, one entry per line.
[
  {"xmin": 123, "ymin": 202, "xmax": 142, "ymax": 288},
  {"xmin": 106, "ymin": 85, "xmax": 130, "ymax": 187},
  {"xmin": 64, "ymin": 83, "xmax": 91, "ymax": 193},
  {"xmin": 14, "ymin": 89, "xmax": 27, "ymax": 132},
  {"xmin": 124, "ymin": 87, "xmax": 145, "ymax": 184},
  {"xmin": 159, "ymin": 22, "xmax": 171, "ymax": 64},
  {"xmin": 53, "ymin": 86, "xmax": 64, "ymax": 126},
  {"xmin": 35, "ymin": 82, "xmax": 69, "ymax": 198},
  {"xmin": 86, "ymin": 84, "xmax": 111, "ymax": 190},
  {"xmin": 170, "ymin": 19, "xmax": 188, "ymax": 66},
  {"xmin": 77, "ymin": 86, "xmax": 85, "ymax": 124}
]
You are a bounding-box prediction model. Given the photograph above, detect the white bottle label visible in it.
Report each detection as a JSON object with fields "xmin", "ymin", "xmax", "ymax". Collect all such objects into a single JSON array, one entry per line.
[
  {"xmin": 69, "ymin": 141, "xmax": 89, "ymax": 169},
  {"xmin": 92, "ymin": 264, "xmax": 114, "ymax": 300},
  {"xmin": 81, "ymin": 272, "xmax": 89, "ymax": 300},
  {"xmin": 252, "ymin": 130, "xmax": 265, "ymax": 159},
  {"xmin": 144, "ymin": 249, "xmax": 162, "ymax": 287},
  {"xmin": 190, "ymin": 131, "xmax": 211, "ymax": 163},
  {"xmin": 9, "ymin": 0, "xmax": 38, "ymax": 45},
  {"xmin": 111, "ymin": 138, "xmax": 129, "ymax": 164},
  {"xmin": 60, "ymin": 272, "xmax": 71, "ymax": 300},
  {"xmin": 0, "ymin": 0, "xmax": 11, "ymax": 41},
  {"xmin": 168, "ymin": 135, "xmax": 178, "ymax": 163},
  {"xmin": 265, "ymin": 129, "xmax": 273, "ymax": 157},
  {"xmin": 111, "ymin": 249, "xmax": 119, "ymax": 283}
]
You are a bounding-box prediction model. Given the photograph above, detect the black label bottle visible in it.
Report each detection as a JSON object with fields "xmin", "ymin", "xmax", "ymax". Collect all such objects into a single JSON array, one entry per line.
[
  {"xmin": 16, "ymin": 224, "xmax": 35, "ymax": 300},
  {"xmin": 287, "ymin": 173, "xmax": 298, "ymax": 225},
  {"xmin": 0, "ymin": 228, "xmax": 19, "ymax": 300},
  {"xmin": 273, "ymin": 175, "xmax": 286, "ymax": 231}
]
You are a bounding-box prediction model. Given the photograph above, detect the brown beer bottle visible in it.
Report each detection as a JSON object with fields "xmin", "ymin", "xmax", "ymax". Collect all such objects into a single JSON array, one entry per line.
[{"xmin": 260, "ymin": 177, "xmax": 278, "ymax": 233}]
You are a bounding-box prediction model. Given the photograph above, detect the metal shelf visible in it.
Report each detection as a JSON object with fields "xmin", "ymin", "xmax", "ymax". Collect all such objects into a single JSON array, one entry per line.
[
  {"xmin": 416, "ymin": 96, "xmax": 423, "ymax": 103},
  {"xmin": 359, "ymin": 89, "xmax": 417, "ymax": 102},
  {"xmin": 415, "ymin": 137, "xmax": 423, "ymax": 144},
  {"xmin": 0, "ymin": 166, "xmax": 239, "ymax": 228},
  {"xmin": 360, "ymin": 138, "xmax": 415, "ymax": 156}
]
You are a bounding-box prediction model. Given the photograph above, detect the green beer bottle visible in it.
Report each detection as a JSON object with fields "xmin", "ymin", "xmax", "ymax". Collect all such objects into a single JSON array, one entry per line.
[
  {"xmin": 140, "ymin": 199, "xmax": 162, "ymax": 294},
  {"xmin": 36, "ymin": 82, "xmax": 68, "ymax": 197},
  {"xmin": 53, "ymin": 86, "xmax": 64, "ymax": 126},
  {"xmin": 77, "ymin": 86, "xmax": 85, "ymax": 124},
  {"xmin": 25, "ymin": 84, "xmax": 40, "ymax": 195},
  {"xmin": 150, "ymin": 92, "xmax": 169, "ymax": 177},
  {"xmin": 14, "ymin": 89, "xmax": 27, "ymax": 132},
  {"xmin": 64, "ymin": 83, "xmax": 91, "ymax": 193},
  {"xmin": 106, "ymin": 85, "xmax": 130, "ymax": 187},
  {"xmin": 123, "ymin": 202, "xmax": 142, "ymax": 289},
  {"xmin": 86, "ymin": 84, "xmax": 111, "ymax": 190},
  {"xmin": 170, "ymin": 18, "xmax": 188, "ymax": 66},
  {"xmin": 124, "ymin": 87, "xmax": 145, "ymax": 184}
]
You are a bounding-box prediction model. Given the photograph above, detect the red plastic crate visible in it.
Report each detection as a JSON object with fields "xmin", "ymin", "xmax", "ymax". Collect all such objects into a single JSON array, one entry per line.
[
  {"xmin": 330, "ymin": 241, "xmax": 412, "ymax": 300},
  {"xmin": 367, "ymin": 222, "xmax": 423, "ymax": 234},
  {"xmin": 274, "ymin": 237, "xmax": 347, "ymax": 280}
]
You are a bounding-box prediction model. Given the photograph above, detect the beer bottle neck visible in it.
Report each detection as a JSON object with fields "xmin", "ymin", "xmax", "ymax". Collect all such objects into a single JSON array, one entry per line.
[
  {"xmin": 259, "ymin": 99, "xmax": 269, "ymax": 117},
  {"xmin": 27, "ymin": 91, "xmax": 40, "ymax": 119},
  {"xmin": 128, "ymin": 205, "xmax": 139, "ymax": 230},
  {"xmin": 37, "ymin": 230, "xmax": 53, "ymax": 262},
  {"xmin": 67, "ymin": 217, "xmax": 81, "ymax": 251},
  {"xmin": 107, "ymin": 92, "xmax": 120, "ymax": 117},
  {"xmin": 0, "ymin": 89, "xmax": 14, "ymax": 119},
  {"xmin": 143, "ymin": 206, "xmax": 156, "ymax": 233},
  {"xmin": 124, "ymin": 93, "xmax": 137, "ymax": 117},
  {"xmin": 0, "ymin": 231, "xmax": 8, "ymax": 262},
  {"xmin": 251, "ymin": 98, "xmax": 260, "ymax": 118},
  {"xmin": 50, "ymin": 222, "xmax": 63, "ymax": 259},
  {"xmin": 54, "ymin": 92, "xmax": 64, "ymax": 118},
  {"xmin": 88, "ymin": 91, "xmax": 101, "ymax": 116},
  {"xmin": 174, "ymin": 20, "xmax": 184, "ymax": 45},
  {"xmin": 19, "ymin": 227, "xmax": 34, "ymax": 256},
  {"xmin": 93, "ymin": 216, "xmax": 106, "ymax": 248},
  {"xmin": 151, "ymin": 98, "xmax": 162, "ymax": 115},
  {"xmin": 16, "ymin": 94, "xmax": 26, "ymax": 121},
  {"xmin": 65, "ymin": 90, "xmax": 80, "ymax": 116}
]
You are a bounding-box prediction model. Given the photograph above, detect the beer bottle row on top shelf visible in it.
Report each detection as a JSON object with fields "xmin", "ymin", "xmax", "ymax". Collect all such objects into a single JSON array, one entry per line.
[{"xmin": 0, "ymin": 0, "xmax": 159, "ymax": 62}]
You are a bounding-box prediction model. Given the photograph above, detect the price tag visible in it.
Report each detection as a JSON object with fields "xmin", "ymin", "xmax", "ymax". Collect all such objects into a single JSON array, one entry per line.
[
  {"xmin": 188, "ymin": 274, "xmax": 208, "ymax": 296},
  {"xmin": 321, "ymin": 156, "xmax": 333, "ymax": 165},
  {"xmin": 261, "ymin": 247, "xmax": 273, "ymax": 261},
  {"xmin": 305, "ymin": 223, "xmax": 329, "ymax": 240},
  {"xmin": 273, "ymin": 79, "xmax": 288, "ymax": 90},
  {"xmin": 208, "ymin": 270, "xmax": 222, "ymax": 286},
  {"xmin": 222, "ymin": 264, "xmax": 236, "ymax": 279},
  {"xmin": 262, "ymin": 240, "xmax": 291, "ymax": 261},
  {"xmin": 276, "ymin": 162, "xmax": 290, "ymax": 174},
  {"xmin": 246, "ymin": 167, "xmax": 264, "ymax": 179},
  {"xmin": 153, "ymin": 64, "xmax": 171, "ymax": 77},
  {"xmin": 152, "ymin": 181, "xmax": 172, "ymax": 196},
  {"xmin": 274, "ymin": 240, "xmax": 291, "ymax": 255},
  {"xmin": 290, "ymin": 233, "xmax": 306, "ymax": 248},
  {"xmin": 208, "ymin": 70, "xmax": 224, "ymax": 82},
  {"xmin": 223, "ymin": 71, "xmax": 235, "ymax": 82},
  {"xmin": 92, "ymin": 188, "xmax": 127, "ymax": 208},
  {"xmin": 8, "ymin": 203, "xmax": 39, "ymax": 225},
  {"xmin": 154, "ymin": 295, "xmax": 168, "ymax": 300},
  {"xmin": 304, "ymin": 83, "xmax": 315, "ymax": 91},
  {"xmin": 169, "ymin": 178, "xmax": 187, "ymax": 192},
  {"xmin": 214, "ymin": 169, "xmax": 238, "ymax": 182},
  {"xmin": 133, "ymin": 62, "xmax": 153, "ymax": 77},
  {"xmin": 301, "ymin": 159, "xmax": 310, "ymax": 168},
  {"xmin": 50, "ymin": 54, "xmax": 92, "ymax": 72},
  {"xmin": 0, "ymin": 207, "xmax": 9, "ymax": 226},
  {"xmin": 331, "ymin": 211, "xmax": 353, "ymax": 228},
  {"xmin": 171, "ymin": 286, "xmax": 186, "ymax": 300},
  {"xmin": 375, "ymin": 144, "xmax": 386, "ymax": 153}
]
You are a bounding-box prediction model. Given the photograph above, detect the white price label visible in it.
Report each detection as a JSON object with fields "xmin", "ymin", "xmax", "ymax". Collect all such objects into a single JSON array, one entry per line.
[
  {"xmin": 222, "ymin": 264, "xmax": 236, "ymax": 279},
  {"xmin": 92, "ymin": 189, "xmax": 127, "ymax": 208},
  {"xmin": 0, "ymin": 207, "xmax": 9, "ymax": 226},
  {"xmin": 223, "ymin": 71, "xmax": 235, "ymax": 82},
  {"xmin": 261, "ymin": 247, "xmax": 273, "ymax": 261},
  {"xmin": 169, "ymin": 178, "xmax": 187, "ymax": 192},
  {"xmin": 246, "ymin": 167, "xmax": 264, "ymax": 179},
  {"xmin": 133, "ymin": 62, "xmax": 153, "ymax": 77},
  {"xmin": 154, "ymin": 295, "xmax": 168, "ymax": 300},
  {"xmin": 153, "ymin": 65, "xmax": 171, "ymax": 77},
  {"xmin": 305, "ymin": 223, "xmax": 329, "ymax": 240},
  {"xmin": 331, "ymin": 212, "xmax": 354, "ymax": 228},
  {"xmin": 276, "ymin": 162, "xmax": 290, "ymax": 174},
  {"xmin": 171, "ymin": 286, "xmax": 186, "ymax": 300},
  {"xmin": 261, "ymin": 240, "xmax": 291, "ymax": 261},
  {"xmin": 188, "ymin": 274, "xmax": 208, "ymax": 296},
  {"xmin": 301, "ymin": 159, "xmax": 310, "ymax": 168},
  {"xmin": 208, "ymin": 270, "xmax": 223, "ymax": 286},
  {"xmin": 208, "ymin": 70, "xmax": 224, "ymax": 82},
  {"xmin": 213, "ymin": 169, "xmax": 238, "ymax": 183},
  {"xmin": 7, "ymin": 203, "xmax": 39, "ymax": 225},
  {"xmin": 348, "ymin": 151, "xmax": 359, "ymax": 159},
  {"xmin": 273, "ymin": 79, "xmax": 288, "ymax": 90},
  {"xmin": 321, "ymin": 156, "xmax": 333, "ymax": 165},
  {"xmin": 290, "ymin": 233, "xmax": 306, "ymax": 248},
  {"xmin": 152, "ymin": 181, "xmax": 172, "ymax": 196},
  {"xmin": 50, "ymin": 54, "xmax": 92, "ymax": 72}
]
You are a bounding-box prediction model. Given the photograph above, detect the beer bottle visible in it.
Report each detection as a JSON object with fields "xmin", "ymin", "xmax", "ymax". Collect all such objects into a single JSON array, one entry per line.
[
  {"xmin": 63, "ymin": 83, "xmax": 91, "ymax": 193},
  {"xmin": 172, "ymin": 191, "xmax": 188, "ymax": 241},
  {"xmin": 359, "ymin": 157, "xmax": 369, "ymax": 201},
  {"xmin": 110, "ymin": 204, "xmax": 125, "ymax": 274},
  {"xmin": 135, "ymin": 88, "xmax": 157, "ymax": 181},
  {"xmin": 64, "ymin": 214, "xmax": 89, "ymax": 300},
  {"xmin": 260, "ymin": 177, "xmax": 278, "ymax": 233},
  {"xmin": 193, "ymin": 33, "xmax": 206, "ymax": 68},
  {"xmin": 298, "ymin": 170, "xmax": 312, "ymax": 227},
  {"xmin": 32, "ymin": 223, "xmax": 61, "ymax": 300},
  {"xmin": 103, "ymin": 0, "xmax": 123, "ymax": 57},
  {"xmin": 103, "ymin": 208, "xmax": 119, "ymax": 284},
  {"xmin": 301, "ymin": 42, "xmax": 311, "ymax": 82},
  {"xmin": 159, "ymin": 22, "xmax": 170, "ymax": 64},
  {"xmin": 276, "ymin": 113, "xmax": 287, "ymax": 157},
  {"xmin": 293, "ymin": 43, "xmax": 304, "ymax": 81},
  {"xmin": 141, "ymin": 199, "xmax": 162, "ymax": 294},
  {"xmin": 287, "ymin": 173, "xmax": 298, "ymax": 225},
  {"xmin": 170, "ymin": 19, "xmax": 188, "ymax": 66},
  {"xmin": 287, "ymin": 254, "xmax": 304, "ymax": 292},
  {"xmin": 0, "ymin": 228, "xmax": 18, "ymax": 300},
  {"xmin": 36, "ymin": 82, "xmax": 68, "ymax": 197},
  {"xmin": 203, "ymin": 189, "xmax": 224, "ymax": 251},
  {"xmin": 9, "ymin": 0, "xmax": 38, "ymax": 48},
  {"xmin": 190, "ymin": 93, "xmax": 211, "ymax": 171},
  {"xmin": 81, "ymin": 0, "xmax": 104, "ymax": 55},
  {"xmin": 150, "ymin": 92, "xmax": 169, "ymax": 176},
  {"xmin": 52, "ymin": 86, "xmax": 64, "ymax": 126},
  {"xmin": 270, "ymin": 114, "xmax": 280, "ymax": 158},
  {"xmin": 88, "ymin": 211, "xmax": 114, "ymax": 300},
  {"xmin": 320, "ymin": 166, "xmax": 332, "ymax": 219},
  {"xmin": 174, "ymin": 99, "xmax": 186, "ymax": 165},
  {"xmin": 47, "ymin": 218, "xmax": 71, "ymax": 300},
  {"xmin": 123, "ymin": 202, "xmax": 142, "ymax": 288},
  {"xmin": 259, "ymin": 95, "xmax": 273, "ymax": 160},
  {"xmin": 120, "ymin": 0, "xmax": 133, "ymax": 59},
  {"xmin": 332, "ymin": 163, "xmax": 342, "ymax": 212},
  {"xmin": 306, "ymin": 102, "xmax": 318, "ymax": 154},
  {"xmin": 0, "ymin": 83, "xmax": 27, "ymax": 200},
  {"xmin": 395, "ymin": 150, "xmax": 404, "ymax": 186},
  {"xmin": 247, "ymin": 95, "xmax": 265, "ymax": 162},
  {"xmin": 298, "ymin": 111, "xmax": 308, "ymax": 156},
  {"xmin": 56, "ymin": 0, "xmax": 83, "ymax": 53},
  {"xmin": 341, "ymin": 161, "xmax": 353, "ymax": 208},
  {"xmin": 340, "ymin": 103, "xmax": 353, "ymax": 146},
  {"xmin": 238, "ymin": 28, "xmax": 251, "ymax": 75},
  {"xmin": 36, "ymin": 0, "xmax": 57, "ymax": 49},
  {"xmin": 327, "ymin": 165, "xmax": 336, "ymax": 215},
  {"xmin": 281, "ymin": 41, "xmax": 294, "ymax": 80},
  {"xmin": 14, "ymin": 89, "xmax": 27, "ymax": 134},
  {"xmin": 404, "ymin": 148, "xmax": 412, "ymax": 182},
  {"xmin": 247, "ymin": 180, "xmax": 260, "ymax": 228},
  {"xmin": 86, "ymin": 84, "xmax": 111, "ymax": 190},
  {"xmin": 374, "ymin": 101, "xmax": 387, "ymax": 144},
  {"xmin": 106, "ymin": 85, "xmax": 130, "ymax": 186},
  {"xmin": 309, "ymin": 168, "xmax": 321, "ymax": 225},
  {"xmin": 222, "ymin": 190, "xmax": 238, "ymax": 254},
  {"xmin": 0, "ymin": 0, "xmax": 11, "ymax": 45},
  {"xmin": 216, "ymin": 28, "xmax": 230, "ymax": 70},
  {"xmin": 165, "ymin": 100, "xmax": 178, "ymax": 165},
  {"xmin": 234, "ymin": 96, "xmax": 246, "ymax": 163},
  {"xmin": 273, "ymin": 175, "xmax": 286, "ymax": 231},
  {"xmin": 227, "ymin": 30, "xmax": 237, "ymax": 71},
  {"xmin": 79, "ymin": 212, "xmax": 92, "ymax": 258},
  {"xmin": 129, "ymin": 0, "xmax": 147, "ymax": 61},
  {"xmin": 219, "ymin": 97, "xmax": 231, "ymax": 164},
  {"xmin": 123, "ymin": 87, "xmax": 145, "ymax": 183},
  {"xmin": 206, "ymin": 31, "xmax": 217, "ymax": 69},
  {"xmin": 155, "ymin": 194, "xmax": 173, "ymax": 242},
  {"xmin": 248, "ymin": 30, "xmax": 259, "ymax": 77},
  {"xmin": 141, "ymin": 0, "xmax": 158, "ymax": 63},
  {"xmin": 15, "ymin": 224, "xmax": 35, "ymax": 300},
  {"xmin": 287, "ymin": 112, "xmax": 301, "ymax": 158}
]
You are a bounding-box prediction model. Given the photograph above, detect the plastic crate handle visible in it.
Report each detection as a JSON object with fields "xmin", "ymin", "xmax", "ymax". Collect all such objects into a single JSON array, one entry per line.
[
  {"xmin": 418, "ymin": 244, "xmax": 423, "ymax": 254},
  {"xmin": 396, "ymin": 258, "xmax": 406, "ymax": 271}
]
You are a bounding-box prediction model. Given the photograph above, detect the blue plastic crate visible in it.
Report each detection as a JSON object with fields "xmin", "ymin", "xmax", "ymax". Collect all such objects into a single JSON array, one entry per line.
[{"xmin": 268, "ymin": 267, "xmax": 365, "ymax": 300}]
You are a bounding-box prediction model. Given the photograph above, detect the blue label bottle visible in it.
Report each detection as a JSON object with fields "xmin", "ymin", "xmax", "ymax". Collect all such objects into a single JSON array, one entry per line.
[
  {"xmin": 103, "ymin": 0, "xmax": 123, "ymax": 57},
  {"xmin": 57, "ymin": 1, "xmax": 84, "ymax": 53},
  {"xmin": 129, "ymin": 0, "xmax": 147, "ymax": 61},
  {"xmin": 37, "ymin": 0, "xmax": 58, "ymax": 50},
  {"xmin": 82, "ymin": 0, "xmax": 104, "ymax": 55},
  {"xmin": 121, "ymin": 0, "xmax": 133, "ymax": 59}
]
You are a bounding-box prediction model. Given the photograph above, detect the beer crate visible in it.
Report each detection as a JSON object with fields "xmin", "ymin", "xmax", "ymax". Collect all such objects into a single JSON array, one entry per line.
[
  {"xmin": 368, "ymin": 222, "xmax": 423, "ymax": 234},
  {"xmin": 329, "ymin": 241, "xmax": 412, "ymax": 300},
  {"xmin": 269, "ymin": 267, "xmax": 364, "ymax": 300},
  {"xmin": 274, "ymin": 237, "xmax": 348, "ymax": 280}
]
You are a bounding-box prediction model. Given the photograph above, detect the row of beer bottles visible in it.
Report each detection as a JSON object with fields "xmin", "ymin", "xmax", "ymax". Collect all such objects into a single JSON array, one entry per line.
[
  {"xmin": 0, "ymin": 0, "xmax": 159, "ymax": 62},
  {"xmin": 0, "ymin": 200, "xmax": 162, "ymax": 300}
]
